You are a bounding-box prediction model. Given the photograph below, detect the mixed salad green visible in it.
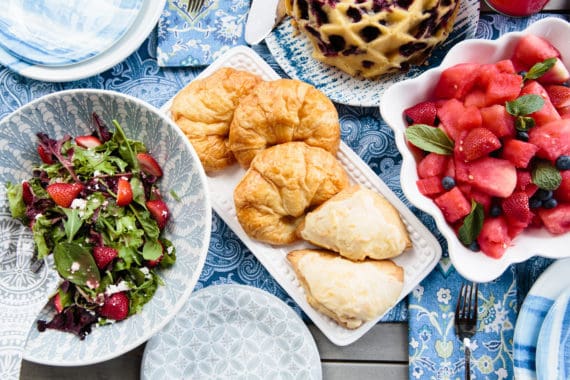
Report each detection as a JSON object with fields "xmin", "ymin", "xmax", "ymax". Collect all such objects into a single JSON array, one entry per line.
[{"xmin": 6, "ymin": 113, "xmax": 175, "ymax": 339}]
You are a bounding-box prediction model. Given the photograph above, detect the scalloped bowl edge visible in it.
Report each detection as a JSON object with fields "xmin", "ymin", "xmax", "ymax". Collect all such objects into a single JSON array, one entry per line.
[{"xmin": 380, "ymin": 17, "xmax": 570, "ymax": 283}]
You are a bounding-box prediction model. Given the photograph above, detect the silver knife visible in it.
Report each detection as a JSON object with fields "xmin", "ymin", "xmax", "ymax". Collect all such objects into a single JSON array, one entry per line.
[{"xmin": 244, "ymin": 0, "xmax": 285, "ymax": 45}]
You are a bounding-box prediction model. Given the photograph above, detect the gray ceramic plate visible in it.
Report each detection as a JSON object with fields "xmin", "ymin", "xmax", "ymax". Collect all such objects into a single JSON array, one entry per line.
[{"xmin": 141, "ymin": 284, "xmax": 322, "ymax": 380}]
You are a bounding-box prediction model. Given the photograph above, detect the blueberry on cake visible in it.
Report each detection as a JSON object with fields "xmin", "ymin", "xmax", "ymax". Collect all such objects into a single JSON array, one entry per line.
[{"xmin": 285, "ymin": 0, "xmax": 460, "ymax": 79}]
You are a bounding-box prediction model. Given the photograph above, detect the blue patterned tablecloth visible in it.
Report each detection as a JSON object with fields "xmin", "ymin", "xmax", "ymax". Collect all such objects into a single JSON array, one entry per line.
[{"xmin": 0, "ymin": 9, "xmax": 568, "ymax": 380}]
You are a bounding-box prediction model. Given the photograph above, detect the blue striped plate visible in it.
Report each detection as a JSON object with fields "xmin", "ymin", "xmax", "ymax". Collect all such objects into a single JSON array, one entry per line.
[
  {"xmin": 0, "ymin": 0, "xmax": 144, "ymax": 67},
  {"xmin": 514, "ymin": 258, "xmax": 570, "ymax": 380}
]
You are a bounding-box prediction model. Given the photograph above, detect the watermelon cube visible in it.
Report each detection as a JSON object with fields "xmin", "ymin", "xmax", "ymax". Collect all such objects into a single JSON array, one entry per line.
[
  {"xmin": 537, "ymin": 204, "xmax": 570, "ymax": 235},
  {"xmin": 485, "ymin": 73, "xmax": 523, "ymax": 105},
  {"xmin": 516, "ymin": 170, "xmax": 539, "ymax": 197},
  {"xmin": 501, "ymin": 139, "xmax": 539, "ymax": 168},
  {"xmin": 480, "ymin": 105, "xmax": 515, "ymax": 138},
  {"xmin": 511, "ymin": 34, "xmax": 561, "ymax": 71},
  {"xmin": 538, "ymin": 58, "xmax": 570, "ymax": 85},
  {"xmin": 520, "ymin": 81, "xmax": 561, "ymax": 126},
  {"xmin": 434, "ymin": 63, "xmax": 480, "ymax": 100},
  {"xmin": 417, "ymin": 153, "xmax": 449, "ymax": 179},
  {"xmin": 477, "ymin": 216, "xmax": 512, "ymax": 259},
  {"xmin": 416, "ymin": 176, "xmax": 445, "ymax": 197},
  {"xmin": 528, "ymin": 119, "xmax": 570, "ymax": 161},
  {"xmin": 437, "ymin": 99, "xmax": 482, "ymax": 141},
  {"xmin": 464, "ymin": 89, "xmax": 487, "ymax": 108},
  {"xmin": 554, "ymin": 171, "xmax": 570, "ymax": 203},
  {"xmin": 456, "ymin": 157, "xmax": 517, "ymax": 198},
  {"xmin": 434, "ymin": 187, "xmax": 471, "ymax": 223}
]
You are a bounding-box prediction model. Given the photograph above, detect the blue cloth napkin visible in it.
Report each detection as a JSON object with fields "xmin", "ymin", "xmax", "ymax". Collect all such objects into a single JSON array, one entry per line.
[
  {"xmin": 157, "ymin": 0, "xmax": 250, "ymax": 67},
  {"xmin": 407, "ymin": 13, "xmax": 569, "ymax": 380}
]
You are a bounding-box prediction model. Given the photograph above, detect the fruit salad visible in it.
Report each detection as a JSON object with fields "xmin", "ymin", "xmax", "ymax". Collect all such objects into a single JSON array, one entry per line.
[
  {"xmin": 6, "ymin": 113, "xmax": 175, "ymax": 339},
  {"xmin": 403, "ymin": 34, "xmax": 570, "ymax": 259}
]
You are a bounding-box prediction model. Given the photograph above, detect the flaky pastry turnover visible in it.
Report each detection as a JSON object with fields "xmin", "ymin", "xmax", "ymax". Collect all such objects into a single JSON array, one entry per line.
[
  {"xmin": 297, "ymin": 185, "xmax": 411, "ymax": 260},
  {"xmin": 229, "ymin": 78, "xmax": 340, "ymax": 168},
  {"xmin": 170, "ymin": 67, "xmax": 262, "ymax": 172},
  {"xmin": 234, "ymin": 142, "xmax": 349, "ymax": 245},
  {"xmin": 287, "ymin": 249, "xmax": 404, "ymax": 329}
]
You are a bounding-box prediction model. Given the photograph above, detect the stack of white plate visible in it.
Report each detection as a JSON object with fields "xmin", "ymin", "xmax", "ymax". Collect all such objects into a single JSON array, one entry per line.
[
  {"xmin": 514, "ymin": 258, "xmax": 570, "ymax": 380},
  {"xmin": 0, "ymin": 0, "xmax": 165, "ymax": 82}
]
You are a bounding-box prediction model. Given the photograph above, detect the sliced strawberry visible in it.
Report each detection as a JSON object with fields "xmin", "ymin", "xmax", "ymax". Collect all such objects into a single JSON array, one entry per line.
[
  {"xmin": 404, "ymin": 101, "xmax": 437, "ymax": 125},
  {"xmin": 137, "ymin": 153, "xmax": 163, "ymax": 177},
  {"xmin": 116, "ymin": 178, "xmax": 133, "ymax": 207},
  {"xmin": 93, "ymin": 246, "xmax": 118, "ymax": 269},
  {"xmin": 146, "ymin": 199, "xmax": 169, "ymax": 229},
  {"xmin": 502, "ymin": 191, "xmax": 533, "ymax": 234},
  {"xmin": 37, "ymin": 144, "xmax": 53, "ymax": 164},
  {"xmin": 53, "ymin": 292, "xmax": 64, "ymax": 314},
  {"xmin": 544, "ymin": 84, "xmax": 570, "ymax": 109},
  {"xmin": 461, "ymin": 127, "xmax": 501, "ymax": 162},
  {"xmin": 75, "ymin": 135, "xmax": 102, "ymax": 149},
  {"xmin": 100, "ymin": 292, "xmax": 129, "ymax": 321},
  {"xmin": 46, "ymin": 182, "xmax": 84, "ymax": 208},
  {"xmin": 22, "ymin": 181, "xmax": 34, "ymax": 205}
]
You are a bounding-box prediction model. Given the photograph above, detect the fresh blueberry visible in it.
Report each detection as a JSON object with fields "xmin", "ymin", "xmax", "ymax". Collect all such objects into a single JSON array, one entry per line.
[
  {"xmin": 543, "ymin": 198, "xmax": 558, "ymax": 209},
  {"xmin": 516, "ymin": 131, "xmax": 529, "ymax": 141},
  {"xmin": 489, "ymin": 204, "xmax": 502, "ymax": 217},
  {"xmin": 555, "ymin": 155, "xmax": 570, "ymax": 170},
  {"xmin": 441, "ymin": 176, "xmax": 455, "ymax": 190},
  {"xmin": 468, "ymin": 241, "xmax": 480, "ymax": 252},
  {"xmin": 535, "ymin": 189, "xmax": 553, "ymax": 201},
  {"xmin": 529, "ymin": 197, "xmax": 542, "ymax": 209}
]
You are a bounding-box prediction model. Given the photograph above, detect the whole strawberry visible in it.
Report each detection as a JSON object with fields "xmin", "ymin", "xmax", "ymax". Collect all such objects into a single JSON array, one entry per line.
[{"xmin": 100, "ymin": 292, "xmax": 129, "ymax": 321}]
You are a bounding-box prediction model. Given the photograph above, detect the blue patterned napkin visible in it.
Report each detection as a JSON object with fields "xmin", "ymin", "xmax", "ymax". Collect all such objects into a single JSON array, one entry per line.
[
  {"xmin": 157, "ymin": 0, "xmax": 250, "ymax": 67},
  {"xmin": 408, "ymin": 13, "xmax": 568, "ymax": 380}
]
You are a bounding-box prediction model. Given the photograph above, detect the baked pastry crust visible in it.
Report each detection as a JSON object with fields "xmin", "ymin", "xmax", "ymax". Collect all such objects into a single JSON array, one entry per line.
[
  {"xmin": 170, "ymin": 67, "xmax": 262, "ymax": 172},
  {"xmin": 229, "ymin": 78, "xmax": 340, "ymax": 168},
  {"xmin": 285, "ymin": 0, "xmax": 460, "ymax": 79},
  {"xmin": 297, "ymin": 185, "xmax": 411, "ymax": 260},
  {"xmin": 234, "ymin": 142, "xmax": 349, "ymax": 245},
  {"xmin": 287, "ymin": 249, "xmax": 404, "ymax": 329}
]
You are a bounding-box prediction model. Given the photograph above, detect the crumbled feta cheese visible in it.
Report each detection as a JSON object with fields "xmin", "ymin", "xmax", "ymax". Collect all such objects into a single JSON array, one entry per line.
[
  {"xmin": 70, "ymin": 261, "xmax": 80, "ymax": 273},
  {"xmin": 71, "ymin": 198, "xmax": 87, "ymax": 210},
  {"xmin": 93, "ymin": 170, "xmax": 101, "ymax": 177},
  {"xmin": 105, "ymin": 281, "xmax": 130, "ymax": 296},
  {"xmin": 167, "ymin": 246, "xmax": 174, "ymax": 254},
  {"xmin": 35, "ymin": 213, "xmax": 43, "ymax": 220}
]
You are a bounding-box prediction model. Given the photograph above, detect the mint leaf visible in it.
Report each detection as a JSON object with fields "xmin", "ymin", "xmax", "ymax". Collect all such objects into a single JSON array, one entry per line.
[
  {"xmin": 458, "ymin": 201, "xmax": 484, "ymax": 246},
  {"xmin": 524, "ymin": 58, "xmax": 556, "ymax": 81},
  {"xmin": 54, "ymin": 242, "xmax": 100, "ymax": 289},
  {"xmin": 405, "ymin": 124, "xmax": 454, "ymax": 155},
  {"xmin": 506, "ymin": 94, "xmax": 544, "ymax": 116},
  {"xmin": 532, "ymin": 160, "xmax": 562, "ymax": 190},
  {"xmin": 515, "ymin": 116, "xmax": 536, "ymax": 132}
]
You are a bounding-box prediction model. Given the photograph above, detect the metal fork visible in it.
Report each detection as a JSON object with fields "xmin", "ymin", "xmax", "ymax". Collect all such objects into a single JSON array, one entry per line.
[
  {"xmin": 455, "ymin": 282, "xmax": 479, "ymax": 380},
  {"xmin": 186, "ymin": 0, "xmax": 205, "ymax": 15}
]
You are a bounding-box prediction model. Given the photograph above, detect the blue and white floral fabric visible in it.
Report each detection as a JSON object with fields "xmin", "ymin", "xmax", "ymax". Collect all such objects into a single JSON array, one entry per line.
[{"xmin": 157, "ymin": 0, "xmax": 250, "ymax": 67}]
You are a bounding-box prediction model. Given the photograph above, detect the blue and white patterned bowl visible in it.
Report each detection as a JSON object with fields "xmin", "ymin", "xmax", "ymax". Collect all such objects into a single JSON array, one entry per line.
[
  {"xmin": 0, "ymin": 89, "xmax": 211, "ymax": 366},
  {"xmin": 0, "ymin": 0, "xmax": 144, "ymax": 67},
  {"xmin": 381, "ymin": 17, "xmax": 570, "ymax": 283}
]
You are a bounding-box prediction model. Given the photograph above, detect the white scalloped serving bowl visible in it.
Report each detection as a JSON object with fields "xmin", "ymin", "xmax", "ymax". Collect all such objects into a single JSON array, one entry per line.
[{"xmin": 380, "ymin": 17, "xmax": 570, "ymax": 283}]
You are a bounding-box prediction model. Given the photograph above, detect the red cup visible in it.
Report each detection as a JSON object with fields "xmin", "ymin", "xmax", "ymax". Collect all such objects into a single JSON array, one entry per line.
[{"xmin": 484, "ymin": 0, "xmax": 550, "ymax": 17}]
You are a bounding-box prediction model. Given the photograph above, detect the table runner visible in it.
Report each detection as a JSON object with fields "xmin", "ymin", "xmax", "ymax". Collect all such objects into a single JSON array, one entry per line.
[{"xmin": 0, "ymin": 8, "xmax": 567, "ymax": 378}]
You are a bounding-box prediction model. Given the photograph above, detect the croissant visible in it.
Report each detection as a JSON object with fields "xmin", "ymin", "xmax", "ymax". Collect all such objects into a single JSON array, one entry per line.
[
  {"xmin": 287, "ymin": 249, "xmax": 404, "ymax": 329},
  {"xmin": 229, "ymin": 78, "xmax": 341, "ymax": 168},
  {"xmin": 297, "ymin": 185, "xmax": 411, "ymax": 260},
  {"xmin": 170, "ymin": 67, "xmax": 262, "ymax": 172},
  {"xmin": 234, "ymin": 142, "xmax": 349, "ymax": 245}
]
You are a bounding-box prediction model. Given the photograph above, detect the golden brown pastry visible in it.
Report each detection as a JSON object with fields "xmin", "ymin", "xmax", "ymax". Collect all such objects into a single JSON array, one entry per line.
[
  {"xmin": 228, "ymin": 78, "xmax": 340, "ymax": 168},
  {"xmin": 285, "ymin": 0, "xmax": 460, "ymax": 79},
  {"xmin": 297, "ymin": 185, "xmax": 411, "ymax": 260},
  {"xmin": 287, "ymin": 249, "xmax": 404, "ymax": 329},
  {"xmin": 234, "ymin": 142, "xmax": 349, "ymax": 245},
  {"xmin": 170, "ymin": 67, "xmax": 262, "ymax": 172}
]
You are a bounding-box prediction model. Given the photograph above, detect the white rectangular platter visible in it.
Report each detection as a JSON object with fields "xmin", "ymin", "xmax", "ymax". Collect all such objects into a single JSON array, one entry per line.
[{"xmin": 161, "ymin": 46, "xmax": 442, "ymax": 346}]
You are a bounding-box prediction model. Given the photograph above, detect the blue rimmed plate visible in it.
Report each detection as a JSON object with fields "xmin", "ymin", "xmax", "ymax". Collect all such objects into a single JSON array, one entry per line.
[
  {"xmin": 514, "ymin": 258, "xmax": 570, "ymax": 379},
  {"xmin": 141, "ymin": 284, "xmax": 322, "ymax": 379},
  {"xmin": 266, "ymin": 0, "xmax": 480, "ymax": 107}
]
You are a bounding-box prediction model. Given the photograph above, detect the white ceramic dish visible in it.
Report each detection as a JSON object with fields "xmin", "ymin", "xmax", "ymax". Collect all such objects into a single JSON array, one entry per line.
[
  {"xmin": 0, "ymin": 0, "xmax": 165, "ymax": 82},
  {"xmin": 535, "ymin": 287, "xmax": 570, "ymax": 380},
  {"xmin": 513, "ymin": 258, "xmax": 570, "ymax": 380},
  {"xmin": 141, "ymin": 284, "xmax": 322, "ymax": 379},
  {"xmin": 162, "ymin": 46, "xmax": 442, "ymax": 346},
  {"xmin": 266, "ymin": 0, "xmax": 480, "ymax": 107},
  {"xmin": 0, "ymin": 0, "xmax": 144, "ymax": 67},
  {"xmin": 0, "ymin": 89, "xmax": 211, "ymax": 366},
  {"xmin": 380, "ymin": 17, "xmax": 570, "ymax": 283}
]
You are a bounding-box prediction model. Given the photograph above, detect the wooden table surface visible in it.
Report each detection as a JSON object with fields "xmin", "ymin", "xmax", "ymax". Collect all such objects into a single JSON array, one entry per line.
[{"xmin": 18, "ymin": 2, "xmax": 569, "ymax": 379}]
